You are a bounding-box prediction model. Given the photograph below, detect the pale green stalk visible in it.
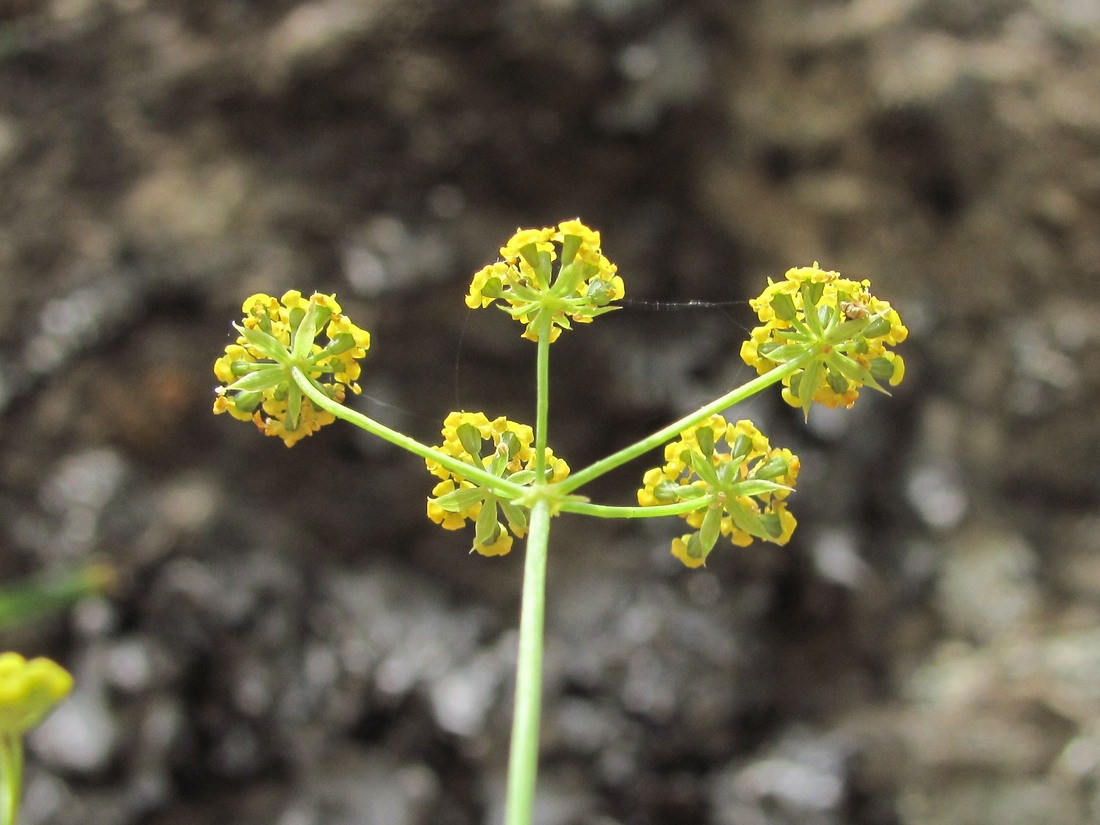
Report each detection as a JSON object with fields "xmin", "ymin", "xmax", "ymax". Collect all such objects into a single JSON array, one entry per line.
[
  {"xmin": 0, "ymin": 733, "xmax": 22, "ymax": 825},
  {"xmin": 533, "ymin": 317, "xmax": 551, "ymax": 481},
  {"xmin": 557, "ymin": 499, "xmax": 707, "ymax": 519},
  {"xmin": 504, "ymin": 311, "xmax": 555, "ymax": 825},
  {"xmin": 557, "ymin": 354, "xmax": 813, "ymax": 495},
  {"xmin": 503, "ymin": 496, "xmax": 551, "ymax": 825},
  {"xmin": 291, "ymin": 367, "xmax": 527, "ymax": 499}
]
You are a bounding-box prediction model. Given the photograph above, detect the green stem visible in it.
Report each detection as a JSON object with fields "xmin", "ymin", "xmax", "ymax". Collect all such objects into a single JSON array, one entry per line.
[
  {"xmin": 504, "ymin": 312, "xmax": 556, "ymax": 825},
  {"xmin": 504, "ymin": 497, "xmax": 551, "ymax": 825},
  {"xmin": 558, "ymin": 499, "xmax": 706, "ymax": 519},
  {"xmin": 533, "ymin": 315, "xmax": 552, "ymax": 481},
  {"xmin": 291, "ymin": 367, "xmax": 527, "ymax": 499},
  {"xmin": 558, "ymin": 355, "xmax": 812, "ymax": 495},
  {"xmin": 0, "ymin": 733, "xmax": 22, "ymax": 825}
]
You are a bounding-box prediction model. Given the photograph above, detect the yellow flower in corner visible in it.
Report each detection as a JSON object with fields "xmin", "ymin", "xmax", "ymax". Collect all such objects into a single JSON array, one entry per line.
[
  {"xmin": 213, "ymin": 290, "xmax": 371, "ymax": 446},
  {"xmin": 0, "ymin": 652, "xmax": 72, "ymax": 736}
]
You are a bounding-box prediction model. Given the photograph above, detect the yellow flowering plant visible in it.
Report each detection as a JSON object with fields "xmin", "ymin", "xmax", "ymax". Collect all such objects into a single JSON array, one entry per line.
[
  {"xmin": 0, "ymin": 567, "xmax": 109, "ymax": 825},
  {"xmin": 212, "ymin": 290, "xmax": 371, "ymax": 446},
  {"xmin": 212, "ymin": 220, "xmax": 907, "ymax": 825},
  {"xmin": 0, "ymin": 653, "xmax": 72, "ymax": 825},
  {"xmin": 466, "ymin": 218, "xmax": 624, "ymax": 343},
  {"xmin": 637, "ymin": 415, "xmax": 800, "ymax": 568},
  {"xmin": 426, "ymin": 412, "xmax": 571, "ymax": 556},
  {"xmin": 739, "ymin": 264, "xmax": 907, "ymax": 417}
]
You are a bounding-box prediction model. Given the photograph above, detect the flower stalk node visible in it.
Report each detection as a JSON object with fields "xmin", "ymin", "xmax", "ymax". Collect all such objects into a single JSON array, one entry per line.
[{"xmin": 426, "ymin": 412, "xmax": 570, "ymax": 556}]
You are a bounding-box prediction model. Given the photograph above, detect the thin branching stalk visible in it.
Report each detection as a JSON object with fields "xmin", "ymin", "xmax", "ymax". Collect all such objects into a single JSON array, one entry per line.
[
  {"xmin": 558, "ymin": 354, "xmax": 812, "ymax": 494},
  {"xmin": 292, "ymin": 367, "xmax": 528, "ymax": 499}
]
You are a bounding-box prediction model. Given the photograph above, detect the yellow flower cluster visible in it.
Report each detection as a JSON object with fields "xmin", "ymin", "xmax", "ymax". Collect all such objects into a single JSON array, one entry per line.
[
  {"xmin": 0, "ymin": 652, "xmax": 72, "ymax": 735},
  {"xmin": 638, "ymin": 415, "xmax": 799, "ymax": 568},
  {"xmin": 426, "ymin": 411, "xmax": 570, "ymax": 556},
  {"xmin": 740, "ymin": 264, "xmax": 907, "ymax": 412},
  {"xmin": 213, "ymin": 291, "xmax": 371, "ymax": 446},
  {"xmin": 467, "ymin": 219, "xmax": 625, "ymax": 342}
]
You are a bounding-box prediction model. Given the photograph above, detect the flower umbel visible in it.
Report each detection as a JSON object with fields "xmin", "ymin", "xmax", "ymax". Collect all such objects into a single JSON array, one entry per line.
[
  {"xmin": 740, "ymin": 263, "xmax": 908, "ymax": 417},
  {"xmin": 638, "ymin": 415, "xmax": 799, "ymax": 568},
  {"xmin": 426, "ymin": 412, "xmax": 570, "ymax": 556},
  {"xmin": 0, "ymin": 652, "xmax": 72, "ymax": 736},
  {"xmin": 213, "ymin": 291, "xmax": 371, "ymax": 446},
  {"xmin": 466, "ymin": 219, "xmax": 625, "ymax": 342}
]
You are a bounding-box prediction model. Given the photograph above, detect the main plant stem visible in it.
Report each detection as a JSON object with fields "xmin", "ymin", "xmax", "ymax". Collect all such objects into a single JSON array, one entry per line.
[
  {"xmin": 504, "ymin": 314, "xmax": 555, "ymax": 825},
  {"xmin": 504, "ymin": 496, "xmax": 551, "ymax": 825}
]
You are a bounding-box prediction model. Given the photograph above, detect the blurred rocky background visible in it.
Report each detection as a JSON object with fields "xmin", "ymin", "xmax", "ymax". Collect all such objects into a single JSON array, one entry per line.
[{"xmin": 1, "ymin": 0, "xmax": 1099, "ymax": 823}]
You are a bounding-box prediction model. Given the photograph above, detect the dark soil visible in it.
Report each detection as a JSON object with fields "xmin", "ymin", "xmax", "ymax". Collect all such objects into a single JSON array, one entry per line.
[{"xmin": 2, "ymin": 2, "xmax": 1100, "ymax": 824}]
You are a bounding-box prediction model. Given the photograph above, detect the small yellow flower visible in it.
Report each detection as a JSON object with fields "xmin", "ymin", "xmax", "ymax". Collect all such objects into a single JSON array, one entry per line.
[
  {"xmin": 253, "ymin": 390, "xmax": 340, "ymax": 447},
  {"xmin": 638, "ymin": 415, "xmax": 799, "ymax": 567},
  {"xmin": 467, "ymin": 219, "xmax": 624, "ymax": 342},
  {"xmin": 475, "ymin": 530, "xmax": 514, "ymax": 557},
  {"xmin": 0, "ymin": 652, "xmax": 72, "ymax": 735},
  {"xmin": 213, "ymin": 291, "xmax": 371, "ymax": 446},
  {"xmin": 741, "ymin": 263, "xmax": 908, "ymax": 416},
  {"xmin": 426, "ymin": 411, "xmax": 569, "ymax": 556},
  {"xmin": 427, "ymin": 479, "xmax": 479, "ymax": 530},
  {"xmin": 670, "ymin": 535, "xmax": 706, "ymax": 569},
  {"xmin": 501, "ymin": 226, "xmax": 557, "ymax": 270},
  {"xmin": 466, "ymin": 262, "xmax": 511, "ymax": 310}
]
